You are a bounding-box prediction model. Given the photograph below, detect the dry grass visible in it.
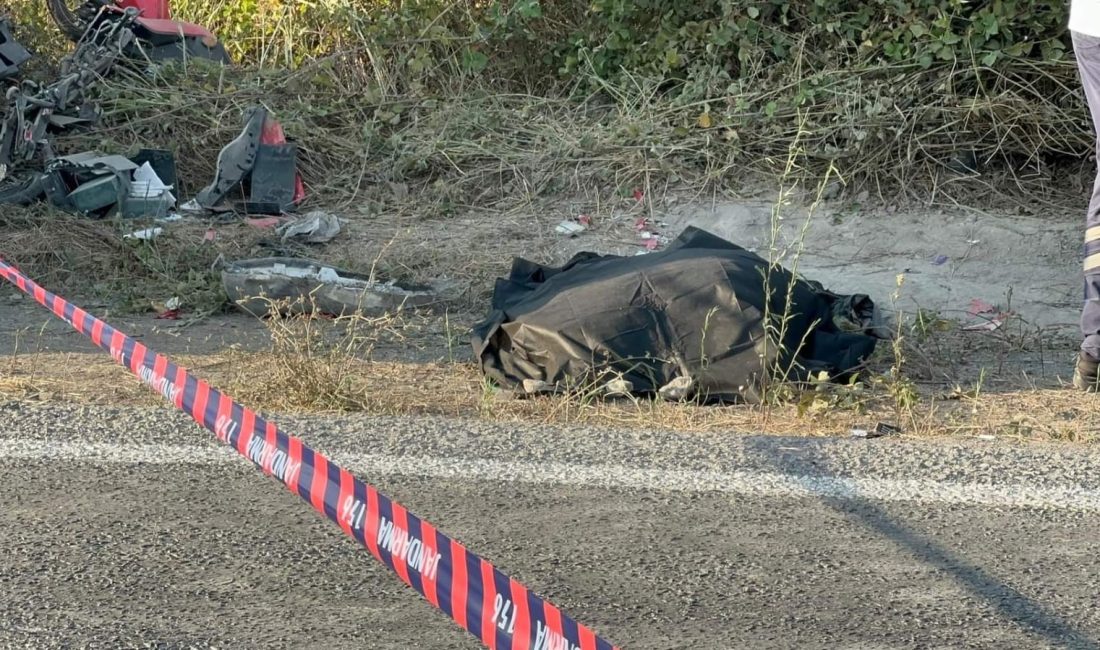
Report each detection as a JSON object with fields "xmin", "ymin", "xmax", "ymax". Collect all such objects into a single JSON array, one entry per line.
[
  {"xmin": 0, "ymin": 203, "xmax": 288, "ymax": 315},
  {"xmin": 4, "ymin": 47, "xmax": 1087, "ymax": 315},
  {"xmin": 58, "ymin": 55, "xmax": 1087, "ymax": 224},
  {"xmin": 224, "ymin": 297, "xmax": 434, "ymax": 412},
  {"xmin": 2, "ymin": 314, "xmax": 1095, "ymax": 443},
  {"xmin": 1, "ymin": 44, "xmax": 1093, "ymax": 442}
]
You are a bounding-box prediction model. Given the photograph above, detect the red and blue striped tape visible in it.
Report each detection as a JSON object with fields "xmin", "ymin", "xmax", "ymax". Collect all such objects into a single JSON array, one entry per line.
[{"xmin": 0, "ymin": 258, "xmax": 618, "ymax": 650}]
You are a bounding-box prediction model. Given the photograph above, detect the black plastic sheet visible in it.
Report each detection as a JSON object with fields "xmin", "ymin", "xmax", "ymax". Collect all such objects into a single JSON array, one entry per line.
[{"xmin": 472, "ymin": 227, "xmax": 880, "ymax": 403}]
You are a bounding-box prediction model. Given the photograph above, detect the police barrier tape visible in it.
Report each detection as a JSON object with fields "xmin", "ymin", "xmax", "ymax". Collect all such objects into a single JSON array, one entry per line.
[{"xmin": 0, "ymin": 258, "xmax": 618, "ymax": 650}]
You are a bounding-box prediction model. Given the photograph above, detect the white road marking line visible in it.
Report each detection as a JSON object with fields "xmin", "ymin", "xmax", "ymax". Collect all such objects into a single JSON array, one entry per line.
[{"xmin": 2, "ymin": 438, "xmax": 1100, "ymax": 512}]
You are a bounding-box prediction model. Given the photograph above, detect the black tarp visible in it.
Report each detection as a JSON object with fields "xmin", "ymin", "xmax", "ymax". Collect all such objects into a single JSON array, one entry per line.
[{"xmin": 472, "ymin": 227, "xmax": 881, "ymax": 403}]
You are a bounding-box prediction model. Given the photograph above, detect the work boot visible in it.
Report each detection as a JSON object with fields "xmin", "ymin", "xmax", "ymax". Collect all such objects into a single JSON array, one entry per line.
[{"xmin": 1074, "ymin": 352, "xmax": 1100, "ymax": 392}]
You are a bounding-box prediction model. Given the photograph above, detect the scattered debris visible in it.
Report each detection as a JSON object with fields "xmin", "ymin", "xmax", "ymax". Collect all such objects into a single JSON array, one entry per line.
[
  {"xmin": 193, "ymin": 107, "xmax": 304, "ymax": 214},
  {"xmin": 123, "ymin": 161, "xmax": 176, "ymax": 218},
  {"xmin": 603, "ymin": 378, "xmax": 634, "ymax": 397},
  {"xmin": 967, "ymin": 299, "xmax": 996, "ymax": 316},
  {"xmin": 195, "ymin": 108, "xmax": 266, "ymax": 210},
  {"xmin": 658, "ymin": 376, "xmax": 695, "ymax": 402},
  {"xmin": 222, "ymin": 257, "xmax": 437, "ymax": 317},
  {"xmin": 155, "ymin": 296, "xmax": 182, "ymax": 320},
  {"xmin": 963, "ymin": 298, "xmax": 1008, "ymax": 332},
  {"xmin": 180, "ymin": 199, "xmax": 205, "ymax": 213},
  {"xmin": 635, "ymin": 217, "xmax": 669, "ymax": 250},
  {"xmin": 123, "ymin": 227, "xmax": 163, "ymax": 241},
  {"xmin": 245, "ymin": 217, "xmax": 281, "ymax": 229},
  {"xmin": 1, "ymin": 6, "xmax": 231, "ymax": 201},
  {"xmin": 132, "ymin": 149, "xmax": 178, "ymax": 190},
  {"xmin": 1, "ymin": 146, "xmax": 183, "ymax": 219},
  {"xmin": 555, "ymin": 220, "xmax": 586, "ymax": 237},
  {"xmin": 0, "ymin": 19, "xmax": 31, "ymax": 80},
  {"xmin": 277, "ymin": 211, "xmax": 341, "ymax": 243},
  {"xmin": 963, "ymin": 318, "xmax": 1004, "ymax": 332},
  {"xmin": 258, "ymin": 109, "xmax": 307, "ymax": 206},
  {"xmin": 1, "ymin": 14, "xmax": 137, "ymax": 178},
  {"xmin": 850, "ymin": 423, "xmax": 902, "ymax": 439},
  {"xmin": 522, "ymin": 379, "xmax": 552, "ymax": 395},
  {"xmin": 875, "ymin": 422, "xmax": 902, "ymax": 436}
]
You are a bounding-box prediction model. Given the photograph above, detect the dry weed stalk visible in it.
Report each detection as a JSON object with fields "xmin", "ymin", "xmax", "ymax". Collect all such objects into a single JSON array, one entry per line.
[{"xmin": 230, "ymin": 294, "xmax": 417, "ymax": 412}]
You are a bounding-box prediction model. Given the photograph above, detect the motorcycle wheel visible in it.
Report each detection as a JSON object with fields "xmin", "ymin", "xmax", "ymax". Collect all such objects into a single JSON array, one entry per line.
[
  {"xmin": 0, "ymin": 173, "xmax": 47, "ymax": 206},
  {"xmin": 45, "ymin": 0, "xmax": 106, "ymax": 42}
]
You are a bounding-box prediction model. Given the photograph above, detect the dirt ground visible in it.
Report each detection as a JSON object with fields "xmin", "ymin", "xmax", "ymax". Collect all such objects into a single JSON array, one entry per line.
[{"xmin": 1, "ymin": 190, "xmax": 1096, "ymax": 441}]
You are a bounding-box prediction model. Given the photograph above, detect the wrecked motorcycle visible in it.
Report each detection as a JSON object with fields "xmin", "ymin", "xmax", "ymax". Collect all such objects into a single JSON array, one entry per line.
[
  {"xmin": 47, "ymin": 0, "xmax": 230, "ymax": 63},
  {"xmin": 0, "ymin": 0, "xmax": 229, "ymax": 204}
]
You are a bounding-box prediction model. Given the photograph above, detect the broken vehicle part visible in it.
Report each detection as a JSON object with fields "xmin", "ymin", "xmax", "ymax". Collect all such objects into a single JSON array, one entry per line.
[
  {"xmin": 259, "ymin": 110, "xmax": 306, "ymax": 205},
  {"xmin": 472, "ymin": 227, "xmax": 882, "ymax": 404},
  {"xmin": 0, "ymin": 18, "xmax": 32, "ymax": 79},
  {"xmin": 194, "ymin": 108, "xmax": 266, "ymax": 209},
  {"xmin": 48, "ymin": 0, "xmax": 230, "ymax": 63},
  {"xmin": 122, "ymin": 161, "xmax": 175, "ymax": 218},
  {"xmin": 0, "ymin": 9, "xmax": 138, "ymax": 175},
  {"xmin": 67, "ymin": 173, "xmax": 125, "ymax": 214},
  {"xmin": 0, "ymin": 173, "xmax": 47, "ymax": 206},
  {"xmin": 40, "ymin": 151, "xmax": 137, "ymax": 216},
  {"xmin": 222, "ymin": 258, "xmax": 437, "ymax": 318},
  {"xmin": 193, "ymin": 108, "xmax": 304, "ymax": 213},
  {"xmin": 247, "ymin": 143, "xmax": 297, "ymax": 213}
]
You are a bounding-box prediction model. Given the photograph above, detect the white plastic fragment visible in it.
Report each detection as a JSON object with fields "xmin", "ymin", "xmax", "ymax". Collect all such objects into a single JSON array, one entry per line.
[
  {"xmin": 131, "ymin": 162, "xmax": 176, "ymax": 207},
  {"xmin": 123, "ymin": 227, "xmax": 163, "ymax": 241},
  {"xmin": 555, "ymin": 221, "xmax": 586, "ymax": 236},
  {"xmin": 277, "ymin": 210, "xmax": 342, "ymax": 243}
]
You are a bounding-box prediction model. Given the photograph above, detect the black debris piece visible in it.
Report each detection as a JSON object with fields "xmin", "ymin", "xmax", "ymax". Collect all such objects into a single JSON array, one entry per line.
[
  {"xmin": 0, "ymin": 18, "xmax": 31, "ymax": 80},
  {"xmin": 246, "ymin": 142, "xmax": 297, "ymax": 214}
]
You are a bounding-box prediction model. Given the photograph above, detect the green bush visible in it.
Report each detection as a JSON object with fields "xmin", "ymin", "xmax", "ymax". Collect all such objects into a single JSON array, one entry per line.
[
  {"xmin": 558, "ymin": 0, "xmax": 1071, "ymax": 92},
  {"xmin": 168, "ymin": 0, "xmax": 1090, "ymax": 175},
  {"xmin": 1, "ymin": 0, "xmax": 1092, "ymax": 188}
]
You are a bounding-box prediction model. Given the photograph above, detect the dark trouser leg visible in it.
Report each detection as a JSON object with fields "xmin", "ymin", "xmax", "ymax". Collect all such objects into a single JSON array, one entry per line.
[{"xmin": 1073, "ymin": 32, "xmax": 1100, "ymax": 360}]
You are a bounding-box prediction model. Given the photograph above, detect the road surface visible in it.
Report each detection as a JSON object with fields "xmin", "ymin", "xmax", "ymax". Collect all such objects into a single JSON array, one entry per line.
[{"xmin": 2, "ymin": 402, "xmax": 1100, "ymax": 649}]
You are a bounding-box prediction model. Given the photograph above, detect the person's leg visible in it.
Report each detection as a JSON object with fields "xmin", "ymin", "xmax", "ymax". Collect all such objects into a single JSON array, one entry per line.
[{"xmin": 1073, "ymin": 32, "xmax": 1100, "ymax": 389}]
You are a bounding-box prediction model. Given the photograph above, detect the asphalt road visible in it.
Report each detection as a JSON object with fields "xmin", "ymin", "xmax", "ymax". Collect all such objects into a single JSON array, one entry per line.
[{"xmin": 2, "ymin": 402, "xmax": 1100, "ymax": 649}]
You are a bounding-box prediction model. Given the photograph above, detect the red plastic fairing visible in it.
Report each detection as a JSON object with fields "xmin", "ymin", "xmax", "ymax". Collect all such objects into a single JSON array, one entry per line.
[
  {"xmin": 134, "ymin": 17, "xmax": 216, "ymax": 39},
  {"xmin": 116, "ymin": 0, "xmax": 170, "ymax": 20}
]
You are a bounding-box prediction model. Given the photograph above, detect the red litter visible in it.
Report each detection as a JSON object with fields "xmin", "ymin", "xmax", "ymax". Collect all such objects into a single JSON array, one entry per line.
[
  {"xmin": 245, "ymin": 217, "xmax": 281, "ymax": 229},
  {"xmin": 967, "ymin": 298, "xmax": 996, "ymax": 317}
]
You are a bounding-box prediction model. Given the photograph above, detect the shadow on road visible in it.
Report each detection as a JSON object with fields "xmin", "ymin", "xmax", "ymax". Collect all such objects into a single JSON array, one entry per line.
[{"xmin": 745, "ymin": 437, "xmax": 1099, "ymax": 650}]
